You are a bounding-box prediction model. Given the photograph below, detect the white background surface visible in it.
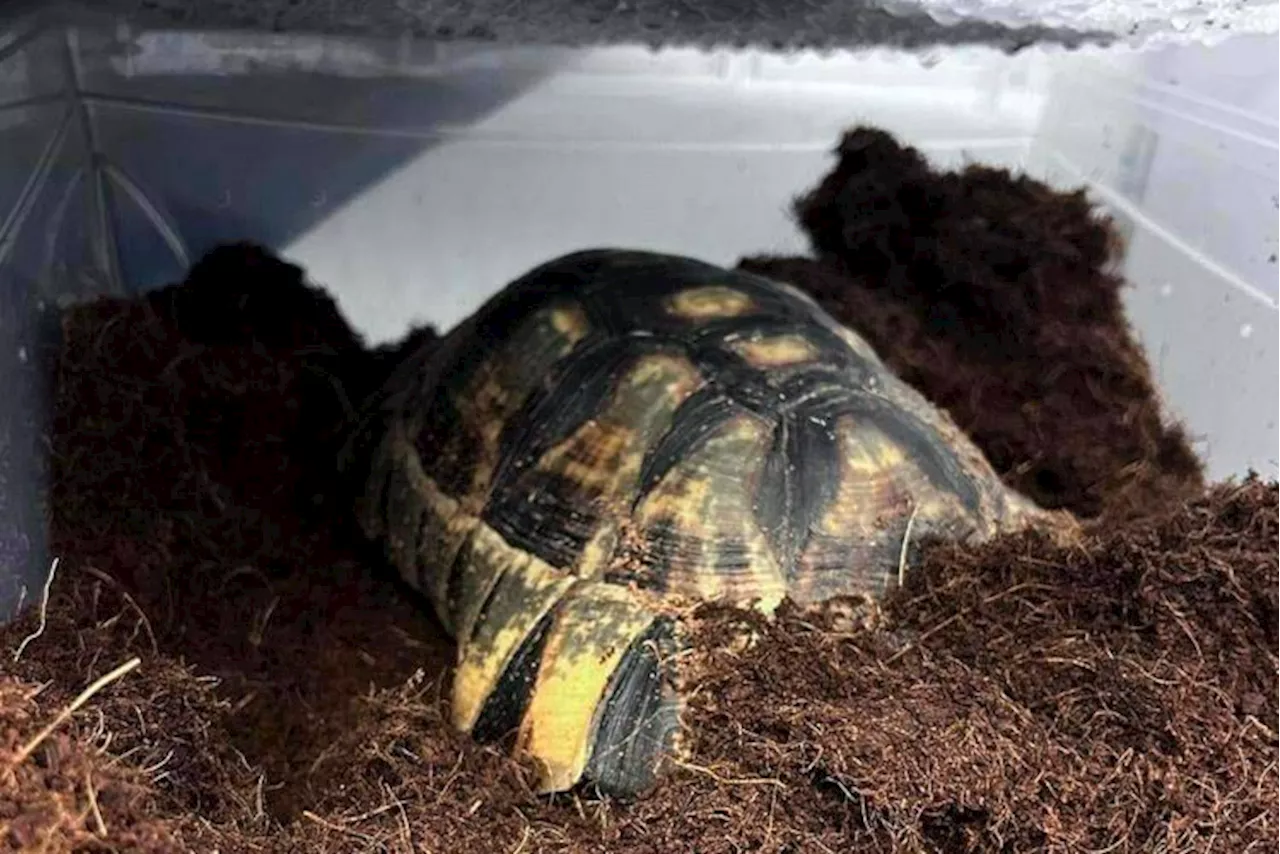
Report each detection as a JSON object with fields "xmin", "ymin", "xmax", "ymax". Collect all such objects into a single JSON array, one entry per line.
[{"xmin": 284, "ymin": 64, "xmax": 1041, "ymax": 340}]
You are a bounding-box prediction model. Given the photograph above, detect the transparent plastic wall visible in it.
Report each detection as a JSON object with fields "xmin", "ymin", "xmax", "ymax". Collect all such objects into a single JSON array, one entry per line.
[
  {"xmin": 1024, "ymin": 34, "xmax": 1278, "ymax": 484},
  {"xmin": 1, "ymin": 12, "xmax": 1276, "ymax": 617}
]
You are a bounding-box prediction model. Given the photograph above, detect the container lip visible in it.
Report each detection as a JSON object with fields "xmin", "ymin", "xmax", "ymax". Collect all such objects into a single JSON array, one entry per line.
[
  {"xmin": 22, "ymin": 0, "xmax": 1117, "ymax": 57},
  {"xmin": 11, "ymin": 0, "xmax": 1277, "ymax": 61}
]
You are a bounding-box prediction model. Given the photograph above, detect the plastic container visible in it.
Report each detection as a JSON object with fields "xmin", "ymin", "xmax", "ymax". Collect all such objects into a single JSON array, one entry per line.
[{"xmin": 1, "ymin": 10, "xmax": 1276, "ymax": 618}]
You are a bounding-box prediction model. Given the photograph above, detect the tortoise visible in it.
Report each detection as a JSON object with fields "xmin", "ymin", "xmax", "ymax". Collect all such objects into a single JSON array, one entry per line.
[{"xmin": 349, "ymin": 248, "xmax": 1057, "ymax": 798}]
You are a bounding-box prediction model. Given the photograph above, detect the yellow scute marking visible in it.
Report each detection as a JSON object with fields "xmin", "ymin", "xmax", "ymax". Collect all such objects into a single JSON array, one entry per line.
[
  {"xmin": 845, "ymin": 430, "xmax": 906, "ymax": 475},
  {"xmin": 537, "ymin": 420, "xmax": 636, "ymax": 496},
  {"xmin": 448, "ymin": 301, "xmax": 589, "ymax": 506},
  {"xmin": 666, "ymin": 285, "xmax": 753, "ymax": 319},
  {"xmin": 625, "ymin": 352, "xmax": 703, "ymax": 395},
  {"xmin": 450, "ymin": 531, "xmax": 576, "ymax": 734},
  {"xmin": 534, "ymin": 352, "xmax": 703, "ymax": 503},
  {"xmin": 449, "ymin": 363, "xmax": 511, "ymax": 506},
  {"xmin": 729, "ymin": 334, "xmax": 819, "ymax": 367},
  {"xmin": 549, "ymin": 303, "xmax": 590, "ymax": 342},
  {"xmin": 517, "ymin": 582, "xmax": 658, "ymax": 793},
  {"xmin": 818, "ymin": 421, "xmax": 907, "ymax": 536},
  {"xmin": 576, "ymin": 520, "xmax": 619, "ymax": 578},
  {"xmin": 818, "ymin": 420, "xmax": 959, "ymax": 537},
  {"xmin": 528, "ymin": 352, "xmax": 707, "ymax": 581},
  {"xmin": 639, "ymin": 473, "xmax": 711, "ymax": 521}
]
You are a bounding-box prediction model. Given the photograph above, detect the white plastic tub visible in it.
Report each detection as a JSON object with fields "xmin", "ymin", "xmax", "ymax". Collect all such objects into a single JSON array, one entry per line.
[{"xmin": 1, "ymin": 10, "xmax": 1276, "ymax": 615}]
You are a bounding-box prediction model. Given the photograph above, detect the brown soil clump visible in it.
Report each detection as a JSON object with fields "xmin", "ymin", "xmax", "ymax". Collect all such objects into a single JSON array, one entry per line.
[
  {"xmin": 5, "ymin": 244, "xmax": 451, "ymax": 841},
  {"xmin": 2, "ymin": 129, "xmax": 1275, "ymax": 853},
  {"xmin": 741, "ymin": 127, "xmax": 1205, "ymax": 521}
]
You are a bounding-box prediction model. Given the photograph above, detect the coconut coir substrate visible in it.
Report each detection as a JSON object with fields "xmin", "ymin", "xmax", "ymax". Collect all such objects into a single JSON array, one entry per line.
[
  {"xmin": 741, "ymin": 127, "xmax": 1206, "ymax": 522},
  {"xmin": 2, "ymin": 128, "xmax": 1275, "ymax": 853}
]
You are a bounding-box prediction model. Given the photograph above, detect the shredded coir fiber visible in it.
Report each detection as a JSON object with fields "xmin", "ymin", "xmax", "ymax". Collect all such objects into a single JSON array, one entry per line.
[
  {"xmin": 741, "ymin": 127, "xmax": 1206, "ymax": 521},
  {"xmin": 1, "ymin": 128, "xmax": 1275, "ymax": 854}
]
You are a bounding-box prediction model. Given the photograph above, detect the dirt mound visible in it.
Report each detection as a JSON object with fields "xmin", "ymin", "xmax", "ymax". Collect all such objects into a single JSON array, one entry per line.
[
  {"xmin": 742, "ymin": 126, "xmax": 1205, "ymax": 520},
  {"xmin": 2, "ymin": 128, "xmax": 1273, "ymax": 853},
  {"xmin": 681, "ymin": 475, "xmax": 1277, "ymax": 852}
]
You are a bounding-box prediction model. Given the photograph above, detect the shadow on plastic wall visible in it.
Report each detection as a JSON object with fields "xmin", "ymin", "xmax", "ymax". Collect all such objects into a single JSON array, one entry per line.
[
  {"xmin": 0, "ymin": 272, "xmax": 59, "ymax": 624},
  {"xmin": 9, "ymin": 19, "xmax": 559, "ymax": 294},
  {"xmin": 83, "ymin": 64, "xmax": 561, "ymax": 293}
]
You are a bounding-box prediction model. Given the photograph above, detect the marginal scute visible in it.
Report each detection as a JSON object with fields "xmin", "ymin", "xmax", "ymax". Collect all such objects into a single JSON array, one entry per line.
[
  {"xmin": 516, "ymin": 581, "xmax": 661, "ymax": 793},
  {"xmin": 585, "ymin": 616, "xmax": 681, "ymax": 797},
  {"xmin": 446, "ymin": 524, "xmax": 506, "ymax": 646},
  {"xmin": 382, "ymin": 447, "xmax": 428, "ymax": 586},
  {"xmin": 470, "ymin": 609, "xmax": 556, "ymax": 745},
  {"xmin": 450, "ymin": 527, "xmax": 577, "ymax": 734}
]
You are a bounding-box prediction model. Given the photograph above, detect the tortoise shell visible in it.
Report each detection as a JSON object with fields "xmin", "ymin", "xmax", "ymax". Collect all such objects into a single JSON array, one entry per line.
[{"xmin": 354, "ymin": 249, "xmax": 1047, "ymax": 798}]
